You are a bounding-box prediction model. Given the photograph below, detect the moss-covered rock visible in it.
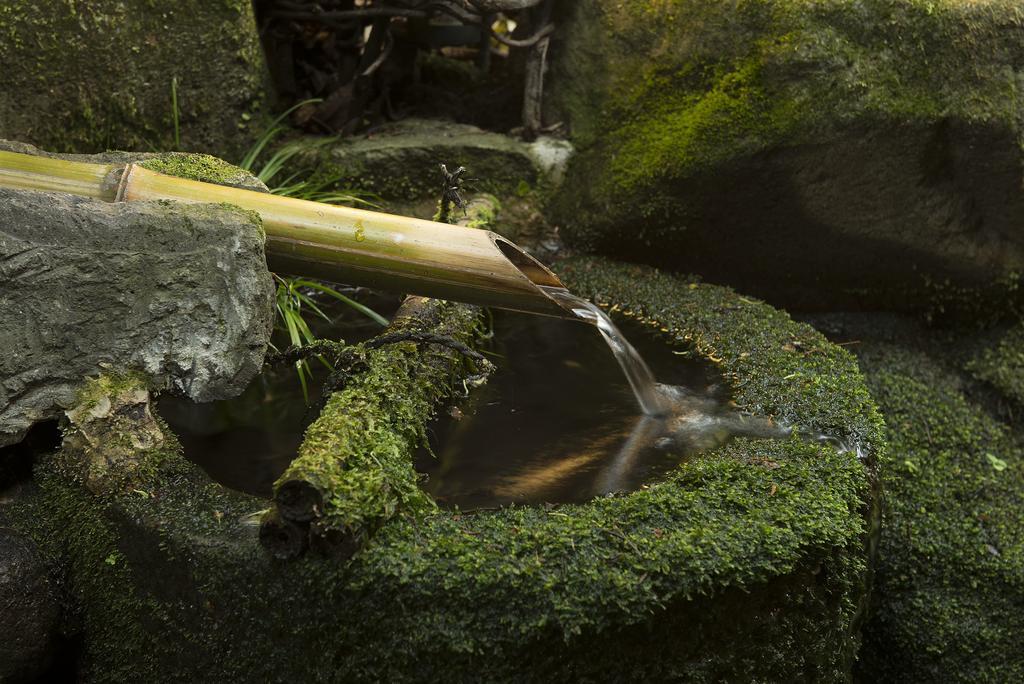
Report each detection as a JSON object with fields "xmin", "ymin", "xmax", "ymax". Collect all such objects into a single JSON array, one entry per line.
[
  {"xmin": 282, "ymin": 120, "xmax": 545, "ymax": 201},
  {"xmin": 966, "ymin": 320, "xmax": 1024, "ymax": 407},
  {"xmin": 836, "ymin": 317, "xmax": 1024, "ymax": 682},
  {"xmin": 9, "ymin": 257, "xmax": 883, "ymax": 681},
  {"xmin": 548, "ymin": 0, "xmax": 1024, "ymax": 311},
  {"xmin": 0, "ymin": 0, "xmax": 269, "ymax": 159}
]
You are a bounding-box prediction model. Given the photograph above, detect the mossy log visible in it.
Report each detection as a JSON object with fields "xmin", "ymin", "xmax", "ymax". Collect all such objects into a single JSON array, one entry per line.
[
  {"xmin": 258, "ymin": 509, "xmax": 308, "ymax": 562},
  {"xmin": 265, "ymin": 296, "xmax": 485, "ymax": 557}
]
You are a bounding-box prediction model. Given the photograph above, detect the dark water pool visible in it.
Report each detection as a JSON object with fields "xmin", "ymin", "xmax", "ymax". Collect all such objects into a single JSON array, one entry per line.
[
  {"xmin": 414, "ymin": 311, "xmax": 783, "ymax": 509},
  {"xmin": 158, "ymin": 304, "xmax": 784, "ymax": 506},
  {"xmin": 156, "ymin": 288, "xmax": 398, "ymax": 498}
]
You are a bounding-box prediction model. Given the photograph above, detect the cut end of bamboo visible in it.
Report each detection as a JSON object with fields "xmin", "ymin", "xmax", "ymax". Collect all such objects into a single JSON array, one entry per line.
[
  {"xmin": 309, "ymin": 519, "xmax": 359, "ymax": 560},
  {"xmin": 276, "ymin": 479, "xmax": 323, "ymax": 523},
  {"xmin": 491, "ymin": 235, "xmax": 563, "ymax": 289},
  {"xmin": 259, "ymin": 510, "xmax": 309, "ymax": 561}
]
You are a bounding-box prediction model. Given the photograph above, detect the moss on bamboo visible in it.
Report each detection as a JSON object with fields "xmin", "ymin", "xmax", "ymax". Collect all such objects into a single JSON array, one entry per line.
[
  {"xmin": 138, "ymin": 153, "xmax": 266, "ymax": 190},
  {"xmin": 855, "ymin": 338, "xmax": 1024, "ymax": 682},
  {"xmin": 11, "ymin": 256, "xmax": 882, "ymax": 681}
]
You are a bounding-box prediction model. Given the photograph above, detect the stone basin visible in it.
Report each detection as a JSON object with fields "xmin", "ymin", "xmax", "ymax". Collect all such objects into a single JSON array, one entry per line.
[{"xmin": 10, "ymin": 256, "xmax": 883, "ymax": 682}]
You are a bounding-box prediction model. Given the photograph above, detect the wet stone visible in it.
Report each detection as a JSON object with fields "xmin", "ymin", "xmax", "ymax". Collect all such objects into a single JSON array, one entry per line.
[
  {"xmin": 0, "ymin": 173, "xmax": 274, "ymax": 447},
  {"xmin": 21, "ymin": 257, "xmax": 883, "ymax": 682}
]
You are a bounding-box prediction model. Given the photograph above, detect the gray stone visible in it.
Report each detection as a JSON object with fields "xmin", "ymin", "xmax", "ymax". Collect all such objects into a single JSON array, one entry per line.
[
  {"xmin": 0, "ymin": 186, "xmax": 274, "ymax": 447},
  {"xmin": 0, "ymin": 526, "xmax": 60, "ymax": 684},
  {"xmin": 289, "ymin": 119, "xmax": 546, "ymax": 200}
]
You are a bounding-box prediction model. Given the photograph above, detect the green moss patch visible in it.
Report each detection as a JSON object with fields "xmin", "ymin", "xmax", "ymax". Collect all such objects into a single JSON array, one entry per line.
[
  {"xmin": 138, "ymin": 153, "xmax": 268, "ymax": 191},
  {"xmin": 18, "ymin": 257, "xmax": 882, "ymax": 681},
  {"xmin": 966, "ymin": 321, "xmax": 1024, "ymax": 407},
  {"xmin": 855, "ymin": 335, "xmax": 1024, "ymax": 682},
  {"xmin": 0, "ymin": 0, "xmax": 268, "ymax": 159}
]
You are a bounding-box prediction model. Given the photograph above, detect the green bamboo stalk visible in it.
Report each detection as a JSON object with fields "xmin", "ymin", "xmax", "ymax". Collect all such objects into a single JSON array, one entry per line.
[
  {"xmin": 0, "ymin": 149, "xmax": 571, "ymax": 318},
  {"xmin": 0, "ymin": 150, "xmax": 119, "ymax": 200}
]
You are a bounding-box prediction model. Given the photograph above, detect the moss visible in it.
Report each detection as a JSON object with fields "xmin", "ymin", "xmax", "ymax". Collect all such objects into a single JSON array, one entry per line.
[
  {"xmin": 138, "ymin": 153, "xmax": 262, "ymax": 189},
  {"xmin": 71, "ymin": 371, "xmax": 150, "ymax": 415},
  {"xmin": 854, "ymin": 338, "xmax": 1024, "ymax": 682},
  {"xmin": 924, "ymin": 270, "xmax": 1024, "ymax": 325},
  {"xmin": 606, "ymin": 56, "xmax": 804, "ymax": 193},
  {"xmin": 276, "ymin": 300, "xmax": 482, "ymax": 542},
  {"xmin": 0, "ymin": 0, "xmax": 269, "ymax": 159},
  {"xmin": 62, "ymin": 372, "xmax": 175, "ymax": 496},
  {"xmin": 549, "ymin": 0, "xmax": 1024, "ymax": 311},
  {"xmin": 463, "ymin": 194, "xmax": 501, "ymax": 230},
  {"xmin": 18, "ymin": 256, "xmax": 882, "ymax": 681},
  {"xmin": 966, "ymin": 321, "xmax": 1024, "ymax": 406}
]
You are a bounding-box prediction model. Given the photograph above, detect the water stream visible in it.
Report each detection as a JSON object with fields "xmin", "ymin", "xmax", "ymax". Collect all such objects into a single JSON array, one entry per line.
[{"xmin": 541, "ymin": 286, "xmax": 667, "ymax": 415}]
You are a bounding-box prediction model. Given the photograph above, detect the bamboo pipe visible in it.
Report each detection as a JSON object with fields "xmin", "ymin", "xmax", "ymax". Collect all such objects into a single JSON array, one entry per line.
[
  {"xmin": 0, "ymin": 150, "xmax": 573, "ymax": 319},
  {"xmin": 0, "ymin": 151, "xmax": 118, "ymax": 200}
]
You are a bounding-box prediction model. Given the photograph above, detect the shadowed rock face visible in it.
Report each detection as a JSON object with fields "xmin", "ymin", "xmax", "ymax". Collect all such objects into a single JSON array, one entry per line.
[
  {"xmin": 0, "ymin": 182, "xmax": 274, "ymax": 447},
  {"xmin": 286, "ymin": 119, "xmax": 546, "ymax": 201},
  {"xmin": 548, "ymin": 0, "xmax": 1024, "ymax": 311},
  {"xmin": 0, "ymin": 526, "xmax": 60, "ymax": 684}
]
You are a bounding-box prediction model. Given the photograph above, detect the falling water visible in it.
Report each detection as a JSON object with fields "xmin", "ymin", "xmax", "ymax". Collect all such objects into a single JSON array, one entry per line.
[{"xmin": 541, "ymin": 287, "xmax": 668, "ymax": 415}]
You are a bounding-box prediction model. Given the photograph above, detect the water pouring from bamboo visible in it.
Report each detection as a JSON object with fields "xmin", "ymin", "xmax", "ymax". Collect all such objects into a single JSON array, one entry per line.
[{"xmin": 0, "ymin": 149, "xmax": 571, "ymax": 319}]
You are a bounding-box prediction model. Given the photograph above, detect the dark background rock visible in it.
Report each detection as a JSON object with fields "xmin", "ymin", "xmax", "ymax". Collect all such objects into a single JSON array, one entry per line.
[
  {"xmin": 288, "ymin": 119, "xmax": 545, "ymax": 201},
  {"xmin": 0, "ymin": 0, "xmax": 270, "ymax": 161},
  {"xmin": 0, "ymin": 525, "xmax": 61, "ymax": 684},
  {"xmin": 547, "ymin": 0, "xmax": 1024, "ymax": 312},
  {"xmin": 0, "ymin": 183, "xmax": 274, "ymax": 447}
]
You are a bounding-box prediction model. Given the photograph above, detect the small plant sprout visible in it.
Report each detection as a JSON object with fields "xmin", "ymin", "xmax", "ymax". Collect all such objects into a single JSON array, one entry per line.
[{"xmin": 240, "ymin": 101, "xmax": 388, "ymax": 397}]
